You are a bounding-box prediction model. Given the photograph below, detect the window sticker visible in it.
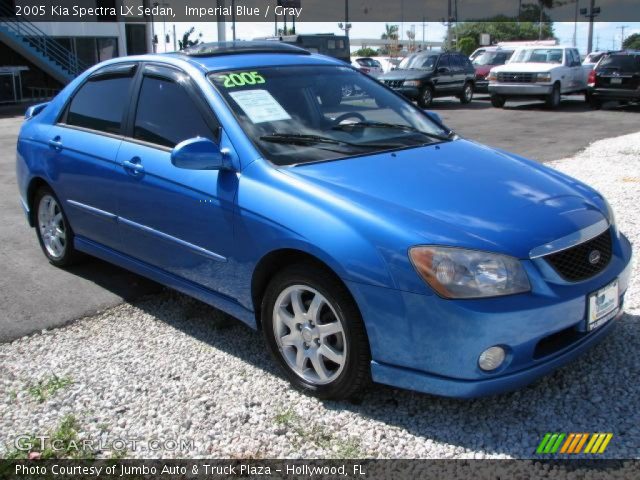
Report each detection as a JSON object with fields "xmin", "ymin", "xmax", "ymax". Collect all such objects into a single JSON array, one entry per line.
[
  {"xmin": 229, "ymin": 90, "xmax": 291, "ymax": 124},
  {"xmin": 215, "ymin": 71, "xmax": 265, "ymax": 88}
]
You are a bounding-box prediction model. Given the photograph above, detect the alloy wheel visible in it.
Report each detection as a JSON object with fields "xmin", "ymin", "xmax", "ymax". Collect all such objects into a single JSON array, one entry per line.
[
  {"xmin": 272, "ymin": 285, "xmax": 347, "ymax": 385},
  {"xmin": 37, "ymin": 194, "xmax": 66, "ymax": 259}
]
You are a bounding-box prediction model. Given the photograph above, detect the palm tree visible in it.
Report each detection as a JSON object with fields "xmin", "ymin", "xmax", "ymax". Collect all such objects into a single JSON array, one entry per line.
[
  {"xmin": 381, "ymin": 24, "xmax": 399, "ymax": 41},
  {"xmin": 538, "ymin": 0, "xmax": 555, "ymax": 39}
]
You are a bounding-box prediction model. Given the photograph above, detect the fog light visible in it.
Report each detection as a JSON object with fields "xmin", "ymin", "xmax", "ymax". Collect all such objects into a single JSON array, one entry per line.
[{"xmin": 479, "ymin": 346, "xmax": 506, "ymax": 371}]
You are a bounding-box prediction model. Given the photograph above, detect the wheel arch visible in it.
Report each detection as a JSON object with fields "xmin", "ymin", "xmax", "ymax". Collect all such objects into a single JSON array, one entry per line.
[
  {"xmin": 251, "ymin": 248, "xmax": 358, "ymax": 331},
  {"xmin": 26, "ymin": 176, "xmax": 53, "ymax": 227}
]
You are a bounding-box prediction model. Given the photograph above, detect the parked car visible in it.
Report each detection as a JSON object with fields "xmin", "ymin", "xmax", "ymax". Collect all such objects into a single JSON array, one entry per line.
[
  {"xmin": 378, "ymin": 51, "xmax": 475, "ymax": 107},
  {"xmin": 17, "ymin": 42, "xmax": 632, "ymax": 400},
  {"xmin": 351, "ymin": 57, "xmax": 384, "ymax": 77},
  {"xmin": 587, "ymin": 51, "xmax": 640, "ymax": 108},
  {"xmin": 582, "ymin": 50, "xmax": 616, "ymax": 71},
  {"xmin": 488, "ymin": 46, "xmax": 588, "ymax": 108},
  {"xmin": 372, "ymin": 56, "xmax": 401, "ymax": 73},
  {"xmin": 472, "ymin": 48, "xmax": 514, "ymax": 93}
]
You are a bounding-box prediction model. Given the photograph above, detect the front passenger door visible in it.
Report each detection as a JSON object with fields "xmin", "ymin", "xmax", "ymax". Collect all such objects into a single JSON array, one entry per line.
[
  {"xmin": 434, "ymin": 55, "xmax": 453, "ymax": 94},
  {"xmin": 115, "ymin": 64, "xmax": 238, "ymax": 296}
]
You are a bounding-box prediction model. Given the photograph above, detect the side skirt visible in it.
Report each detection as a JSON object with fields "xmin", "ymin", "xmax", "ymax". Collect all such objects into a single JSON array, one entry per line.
[{"xmin": 74, "ymin": 236, "xmax": 257, "ymax": 329}]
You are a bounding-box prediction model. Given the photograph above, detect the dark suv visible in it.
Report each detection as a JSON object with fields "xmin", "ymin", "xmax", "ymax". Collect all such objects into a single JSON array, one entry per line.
[
  {"xmin": 587, "ymin": 51, "xmax": 640, "ymax": 107},
  {"xmin": 378, "ymin": 51, "xmax": 475, "ymax": 107}
]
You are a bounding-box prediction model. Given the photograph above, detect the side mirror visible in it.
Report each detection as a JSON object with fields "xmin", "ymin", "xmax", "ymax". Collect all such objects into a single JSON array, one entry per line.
[
  {"xmin": 425, "ymin": 110, "xmax": 442, "ymax": 124},
  {"xmin": 171, "ymin": 137, "xmax": 229, "ymax": 170}
]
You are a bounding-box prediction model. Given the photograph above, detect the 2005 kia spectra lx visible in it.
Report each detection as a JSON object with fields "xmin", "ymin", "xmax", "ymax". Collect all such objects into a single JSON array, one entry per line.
[{"xmin": 16, "ymin": 43, "xmax": 632, "ymax": 399}]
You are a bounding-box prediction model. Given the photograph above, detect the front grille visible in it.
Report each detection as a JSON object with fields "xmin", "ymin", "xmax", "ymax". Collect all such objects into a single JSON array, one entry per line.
[
  {"xmin": 497, "ymin": 72, "xmax": 535, "ymax": 83},
  {"xmin": 383, "ymin": 80, "xmax": 404, "ymax": 88},
  {"xmin": 544, "ymin": 229, "xmax": 612, "ymax": 282}
]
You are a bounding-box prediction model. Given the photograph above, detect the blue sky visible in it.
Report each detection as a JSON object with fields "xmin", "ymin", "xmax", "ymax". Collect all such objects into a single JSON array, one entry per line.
[{"xmin": 153, "ymin": 21, "xmax": 640, "ymax": 54}]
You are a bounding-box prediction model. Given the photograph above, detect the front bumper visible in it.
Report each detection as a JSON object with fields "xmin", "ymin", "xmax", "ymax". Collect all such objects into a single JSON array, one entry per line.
[
  {"xmin": 346, "ymin": 232, "xmax": 633, "ymax": 398},
  {"xmin": 388, "ymin": 86, "xmax": 420, "ymax": 100},
  {"xmin": 489, "ymin": 83, "xmax": 553, "ymax": 96},
  {"xmin": 475, "ymin": 80, "xmax": 489, "ymax": 93}
]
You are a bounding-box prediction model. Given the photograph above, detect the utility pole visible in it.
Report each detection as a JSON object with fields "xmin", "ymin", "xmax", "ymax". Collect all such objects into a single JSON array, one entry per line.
[
  {"xmin": 172, "ymin": 24, "xmax": 177, "ymax": 51},
  {"xmin": 422, "ymin": 16, "xmax": 426, "ymax": 50},
  {"xmin": 572, "ymin": 0, "xmax": 579, "ymax": 47},
  {"xmin": 617, "ymin": 25, "xmax": 628, "ymax": 49},
  {"xmin": 216, "ymin": 0, "xmax": 226, "ymax": 42},
  {"xmin": 231, "ymin": 0, "xmax": 236, "ymax": 41},
  {"xmin": 580, "ymin": 0, "xmax": 600, "ymax": 54}
]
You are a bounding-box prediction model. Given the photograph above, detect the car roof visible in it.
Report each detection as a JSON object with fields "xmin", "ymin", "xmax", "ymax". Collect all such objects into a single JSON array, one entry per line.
[{"xmin": 92, "ymin": 41, "xmax": 345, "ymax": 76}]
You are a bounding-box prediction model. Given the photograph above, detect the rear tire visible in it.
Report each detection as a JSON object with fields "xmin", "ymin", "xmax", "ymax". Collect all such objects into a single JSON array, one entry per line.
[
  {"xmin": 545, "ymin": 83, "xmax": 561, "ymax": 109},
  {"xmin": 490, "ymin": 94, "xmax": 506, "ymax": 108},
  {"xmin": 262, "ymin": 263, "xmax": 371, "ymax": 400},
  {"xmin": 459, "ymin": 82, "xmax": 473, "ymax": 104},
  {"xmin": 417, "ymin": 85, "xmax": 434, "ymax": 108},
  {"xmin": 33, "ymin": 186, "xmax": 82, "ymax": 267}
]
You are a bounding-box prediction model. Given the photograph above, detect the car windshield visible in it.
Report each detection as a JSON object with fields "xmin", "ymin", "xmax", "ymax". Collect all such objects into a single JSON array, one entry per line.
[
  {"xmin": 472, "ymin": 51, "xmax": 512, "ymax": 66},
  {"xmin": 398, "ymin": 54, "xmax": 438, "ymax": 70},
  {"xmin": 209, "ymin": 65, "xmax": 450, "ymax": 166},
  {"xmin": 585, "ymin": 52, "xmax": 605, "ymax": 63},
  {"xmin": 598, "ymin": 54, "xmax": 640, "ymax": 73},
  {"xmin": 511, "ymin": 48, "xmax": 563, "ymax": 64}
]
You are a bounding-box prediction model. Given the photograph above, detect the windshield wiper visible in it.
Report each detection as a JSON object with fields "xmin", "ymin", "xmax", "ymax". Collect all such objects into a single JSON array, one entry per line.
[
  {"xmin": 332, "ymin": 121, "xmax": 452, "ymax": 142},
  {"xmin": 259, "ymin": 133, "xmax": 402, "ymax": 150}
]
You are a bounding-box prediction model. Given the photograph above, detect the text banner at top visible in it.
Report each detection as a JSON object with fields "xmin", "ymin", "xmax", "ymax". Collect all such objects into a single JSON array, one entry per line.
[{"xmin": 7, "ymin": 0, "xmax": 640, "ymax": 23}]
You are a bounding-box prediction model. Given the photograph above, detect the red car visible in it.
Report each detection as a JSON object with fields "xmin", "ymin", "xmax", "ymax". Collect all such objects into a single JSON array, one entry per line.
[{"xmin": 472, "ymin": 48, "xmax": 514, "ymax": 93}]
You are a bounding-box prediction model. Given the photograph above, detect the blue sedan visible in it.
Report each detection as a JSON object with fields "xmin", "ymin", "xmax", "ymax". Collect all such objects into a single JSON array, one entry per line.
[{"xmin": 16, "ymin": 42, "xmax": 632, "ymax": 399}]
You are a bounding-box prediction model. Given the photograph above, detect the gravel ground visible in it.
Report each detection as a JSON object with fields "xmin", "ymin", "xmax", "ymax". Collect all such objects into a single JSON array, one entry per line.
[{"xmin": 1, "ymin": 132, "xmax": 638, "ymax": 460}]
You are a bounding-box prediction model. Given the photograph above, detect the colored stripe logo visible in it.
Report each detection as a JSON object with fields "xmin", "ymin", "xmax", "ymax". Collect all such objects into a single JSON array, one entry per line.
[{"xmin": 536, "ymin": 433, "xmax": 613, "ymax": 454}]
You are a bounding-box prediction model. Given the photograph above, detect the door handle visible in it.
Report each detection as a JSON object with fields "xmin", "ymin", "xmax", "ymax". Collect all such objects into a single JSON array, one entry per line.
[
  {"xmin": 48, "ymin": 136, "xmax": 63, "ymax": 151},
  {"xmin": 123, "ymin": 158, "xmax": 144, "ymax": 174}
]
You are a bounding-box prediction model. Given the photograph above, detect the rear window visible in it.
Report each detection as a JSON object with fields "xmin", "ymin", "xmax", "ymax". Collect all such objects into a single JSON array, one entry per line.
[
  {"xmin": 66, "ymin": 75, "xmax": 132, "ymax": 134},
  {"xmin": 598, "ymin": 54, "xmax": 640, "ymax": 73}
]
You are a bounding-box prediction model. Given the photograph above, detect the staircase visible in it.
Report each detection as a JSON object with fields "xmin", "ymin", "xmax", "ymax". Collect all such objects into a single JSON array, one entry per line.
[{"xmin": 0, "ymin": 4, "xmax": 89, "ymax": 85}]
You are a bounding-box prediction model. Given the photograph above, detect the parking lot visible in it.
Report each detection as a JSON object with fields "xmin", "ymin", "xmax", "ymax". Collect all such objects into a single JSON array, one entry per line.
[{"xmin": 1, "ymin": 95, "xmax": 638, "ymax": 459}]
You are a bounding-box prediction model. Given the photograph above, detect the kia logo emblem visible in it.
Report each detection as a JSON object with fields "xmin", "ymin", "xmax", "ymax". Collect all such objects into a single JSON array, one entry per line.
[{"xmin": 588, "ymin": 250, "xmax": 601, "ymax": 265}]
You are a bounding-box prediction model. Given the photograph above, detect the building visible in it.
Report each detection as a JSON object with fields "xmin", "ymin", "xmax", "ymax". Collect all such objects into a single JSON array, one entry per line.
[{"xmin": 1, "ymin": 0, "xmax": 151, "ymax": 102}]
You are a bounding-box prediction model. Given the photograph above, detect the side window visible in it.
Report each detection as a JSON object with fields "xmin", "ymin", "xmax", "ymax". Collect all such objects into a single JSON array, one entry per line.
[
  {"xmin": 437, "ymin": 55, "xmax": 450, "ymax": 71},
  {"xmin": 66, "ymin": 74, "xmax": 133, "ymax": 134},
  {"xmin": 133, "ymin": 76, "xmax": 216, "ymax": 148},
  {"xmin": 450, "ymin": 55, "xmax": 463, "ymax": 71}
]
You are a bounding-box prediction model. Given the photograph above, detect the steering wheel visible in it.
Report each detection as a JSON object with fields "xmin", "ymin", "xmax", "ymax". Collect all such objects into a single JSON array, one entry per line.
[{"xmin": 332, "ymin": 112, "xmax": 366, "ymax": 126}]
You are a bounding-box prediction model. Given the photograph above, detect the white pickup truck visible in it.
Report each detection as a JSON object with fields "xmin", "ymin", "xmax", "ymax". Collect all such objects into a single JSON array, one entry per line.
[{"xmin": 488, "ymin": 46, "xmax": 589, "ymax": 108}]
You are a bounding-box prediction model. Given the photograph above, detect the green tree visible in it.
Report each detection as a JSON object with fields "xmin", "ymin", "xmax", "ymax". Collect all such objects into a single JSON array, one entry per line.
[
  {"xmin": 381, "ymin": 24, "xmax": 399, "ymax": 41},
  {"xmin": 178, "ymin": 27, "xmax": 203, "ymax": 51},
  {"xmin": 457, "ymin": 37, "xmax": 478, "ymax": 56},
  {"xmin": 622, "ymin": 33, "xmax": 640, "ymax": 50},
  {"xmin": 354, "ymin": 47, "xmax": 379, "ymax": 57},
  {"xmin": 452, "ymin": 15, "xmax": 555, "ymax": 48}
]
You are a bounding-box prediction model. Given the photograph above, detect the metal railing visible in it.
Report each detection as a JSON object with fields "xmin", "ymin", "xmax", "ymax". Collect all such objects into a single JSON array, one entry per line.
[{"xmin": 0, "ymin": 4, "xmax": 89, "ymax": 78}]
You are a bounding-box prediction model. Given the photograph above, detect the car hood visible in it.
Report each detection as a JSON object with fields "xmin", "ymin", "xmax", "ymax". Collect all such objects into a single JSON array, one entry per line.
[
  {"xmin": 474, "ymin": 65, "xmax": 493, "ymax": 76},
  {"xmin": 379, "ymin": 69, "xmax": 433, "ymax": 81},
  {"xmin": 283, "ymin": 140, "xmax": 606, "ymax": 258},
  {"xmin": 493, "ymin": 62, "xmax": 560, "ymax": 73}
]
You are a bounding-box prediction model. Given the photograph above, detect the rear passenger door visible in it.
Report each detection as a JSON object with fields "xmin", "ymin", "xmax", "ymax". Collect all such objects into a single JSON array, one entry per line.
[
  {"xmin": 47, "ymin": 63, "xmax": 137, "ymax": 251},
  {"xmin": 115, "ymin": 64, "xmax": 238, "ymax": 295}
]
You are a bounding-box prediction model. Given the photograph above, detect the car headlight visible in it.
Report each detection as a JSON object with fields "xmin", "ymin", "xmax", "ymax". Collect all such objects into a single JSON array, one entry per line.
[
  {"xmin": 488, "ymin": 71, "xmax": 497, "ymax": 81},
  {"xmin": 409, "ymin": 246, "xmax": 531, "ymax": 299},
  {"xmin": 403, "ymin": 80, "xmax": 421, "ymax": 87},
  {"xmin": 535, "ymin": 73, "xmax": 552, "ymax": 83}
]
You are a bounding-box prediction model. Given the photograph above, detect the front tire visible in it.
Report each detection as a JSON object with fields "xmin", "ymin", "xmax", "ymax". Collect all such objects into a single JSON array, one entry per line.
[
  {"xmin": 262, "ymin": 264, "xmax": 371, "ymax": 400},
  {"xmin": 545, "ymin": 83, "xmax": 561, "ymax": 109},
  {"xmin": 459, "ymin": 82, "xmax": 473, "ymax": 104},
  {"xmin": 34, "ymin": 187, "xmax": 81, "ymax": 267},
  {"xmin": 490, "ymin": 94, "xmax": 506, "ymax": 108},
  {"xmin": 417, "ymin": 84, "xmax": 434, "ymax": 108}
]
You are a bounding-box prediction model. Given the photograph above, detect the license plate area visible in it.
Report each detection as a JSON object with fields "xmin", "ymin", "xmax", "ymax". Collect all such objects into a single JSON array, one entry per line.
[
  {"xmin": 610, "ymin": 78, "xmax": 623, "ymax": 85},
  {"xmin": 587, "ymin": 279, "xmax": 619, "ymax": 331}
]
